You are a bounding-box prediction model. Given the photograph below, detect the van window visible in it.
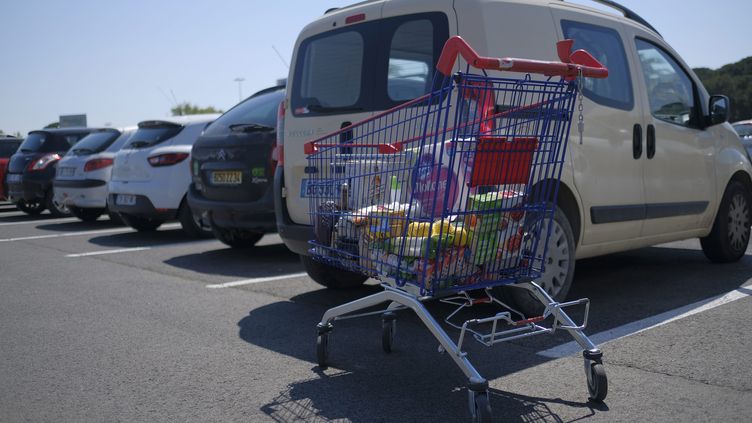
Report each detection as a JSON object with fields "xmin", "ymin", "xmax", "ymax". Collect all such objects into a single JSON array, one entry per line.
[
  {"xmin": 292, "ymin": 12, "xmax": 449, "ymax": 116},
  {"xmin": 388, "ymin": 19, "xmax": 433, "ymax": 102},
  {"xmin": 635, "ymin": 39, "xmax": 699, "ymax": 128},
  {"xmin": 562, "ymin": 20, "xmax": 633, "ymax": 111}
]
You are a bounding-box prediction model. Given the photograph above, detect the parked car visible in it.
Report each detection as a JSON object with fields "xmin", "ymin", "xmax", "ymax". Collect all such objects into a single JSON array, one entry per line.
[
  {"xmin": 732, "ymin": 120, "xmax": 752, "ymax": 157},
  {"xmin": 188, "ymin": 86, "xmax": 285, "ymax": 248},
  {"xmin": 0, "ymin": 135, "xmax": 23, "ymax": 201},
  {"xmin": 276, "ymin": 0, "xmax": 751, "ymax": 312},
  {"xmin": 53, "ymin": 127, "xmax": 136, "ymax": 222},
  {"xmin": 6, "ymin": 128, "xmax": 97, "ymax": 216},
  {"xmin": 108, "ymin": 114, "xmax": 219, "ymax": 235}
]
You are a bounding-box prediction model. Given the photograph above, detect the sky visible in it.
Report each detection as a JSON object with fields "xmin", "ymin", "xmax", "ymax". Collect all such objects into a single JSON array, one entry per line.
[{"xmin": 1, "ymin": 0, "xmax": 750, "ymax": 136}]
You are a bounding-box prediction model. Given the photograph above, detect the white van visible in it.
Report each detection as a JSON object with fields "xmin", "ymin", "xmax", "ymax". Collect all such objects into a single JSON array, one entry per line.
[{"xmin": 276, "ymin": 0, "xmax": 752, "ymax": 310}]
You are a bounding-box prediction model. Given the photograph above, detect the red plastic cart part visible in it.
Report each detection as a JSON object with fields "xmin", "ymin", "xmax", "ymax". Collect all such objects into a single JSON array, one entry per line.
[
  {"xmin": 436, "ymin": 36, "xmax": 609, "ymax": 79},
  {"xmin": 468, "ymin": 137, "xmax": 538, "ymax": 187},
  {"xmin": 512, "ymin": 316, "xmax": 546, "ymax": 326}
]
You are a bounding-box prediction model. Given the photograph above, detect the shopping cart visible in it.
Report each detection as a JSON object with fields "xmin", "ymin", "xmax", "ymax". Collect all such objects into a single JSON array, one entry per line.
[{"xmin": 305, "ymin": 36, "xmax": 609, "ymax": 422}]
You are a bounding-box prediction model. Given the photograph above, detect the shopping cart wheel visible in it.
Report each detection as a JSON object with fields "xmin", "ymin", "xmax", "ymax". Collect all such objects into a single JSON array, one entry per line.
[
  {"xmin": 469, "ymin": 391, "xmax": 492, "ymax": 423},
  {"xmin": 381, "ymin": 312, "xmax": 396, "ymax": 353},
  {"xmin": 316, "ymin": 324, "xmax": 333, "ymax": 368},
  {"xmin": 585, "ymin": 360, "xmax": 608, "ymax": 402}
]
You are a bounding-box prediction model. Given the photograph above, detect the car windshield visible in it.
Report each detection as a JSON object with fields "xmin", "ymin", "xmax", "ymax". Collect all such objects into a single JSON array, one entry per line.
[
  {"xmin": 202, "ymin": 89, "xmax": 284, "ymax": 137},
  {"xmin": 126, "ymin": 123, "xmax": 183, "ymax": 149},
  {"xmin": 69, "ymin": 130, "xmax": 121, "ymax": 155},
  {"xmin": 0, "ymin": 141, "xmax": 21, "ymax": 158},
  {"xmin": 733, "ymin": 123, "xmax": 752, "ymax": 137}
]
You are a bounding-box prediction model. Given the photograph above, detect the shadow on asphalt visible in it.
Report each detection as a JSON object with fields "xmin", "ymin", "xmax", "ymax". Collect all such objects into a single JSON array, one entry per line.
[
  {"xmin": 239, "ymin": 245, "xmax": 751, "ymax": 422},
  {"xmin": 0, "ymin": 211, "xmax": 61, "ymax": 222},
  {"xmin": 87, "ymin": 227, "xmax": 198, "ymax": 247},
  {"xmin": 164, "ymin": 243, "xmax": 303, "ymax": 278},
  {"xmin": 36, "ymin": 218, "xmax": 123, "ymax": 232}
]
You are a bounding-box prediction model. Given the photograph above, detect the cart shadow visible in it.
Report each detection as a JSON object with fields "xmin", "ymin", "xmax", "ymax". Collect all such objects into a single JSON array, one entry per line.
[
  {"xmin": 164, "ymin": 243, "xmax": 302, "ymax": 278},
  {"xmin": 240, "ymin": 244, "xmax": 750, "ymax": 421}
]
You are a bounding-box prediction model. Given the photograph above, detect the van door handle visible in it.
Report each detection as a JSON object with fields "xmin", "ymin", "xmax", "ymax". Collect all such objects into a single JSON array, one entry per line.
[
  {"xmin": 633, "ymin": 124, "xmax": 642, "ymax": 159},
  {"xmin": 646, "ymin": 124, "xmax": 656, "ymax": 159}
]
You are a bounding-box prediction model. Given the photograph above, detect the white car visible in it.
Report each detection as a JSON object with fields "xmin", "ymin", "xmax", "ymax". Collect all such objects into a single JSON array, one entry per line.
[
  {"xmin": 108, "ymin": 114, "xmax": 219, "ymax": 236},
  {"xmin": 53, "ymin": 127, "xmax": 136, "ymax": 222},
  {"xmin": 276, "ymin": 0, "xmax": 752, "ymax": 311}
]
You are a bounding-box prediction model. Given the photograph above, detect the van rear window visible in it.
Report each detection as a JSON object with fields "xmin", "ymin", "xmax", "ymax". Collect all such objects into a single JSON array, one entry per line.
[{"xmin": 292, "ymin": 12, "xmax": 449, "ymax": 116}]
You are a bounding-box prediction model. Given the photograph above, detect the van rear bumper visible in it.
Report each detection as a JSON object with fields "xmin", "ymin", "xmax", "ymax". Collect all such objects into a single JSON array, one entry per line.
[{"xmin": 274, "ymin": 167, "xmax": 312, "ymax": 255}]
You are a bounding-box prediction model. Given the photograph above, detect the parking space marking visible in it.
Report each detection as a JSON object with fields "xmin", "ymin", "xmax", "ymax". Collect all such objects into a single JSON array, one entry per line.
[
  {"xmin": 206, "ymin": 272, "xmax": 309, "ymax": 289},
  {"xmin": 0, "ymin": 223, "xmax": 181, "ymax": 243},
  {"xmin": 0, "ymin": 217, "xmax": 79, "ymax": 226},
  {"xmin": 537, "ymin": 283, "xmax": 752, "ymax": 359},
  {"xmin": 66, "ymin": 247, "xmax": 152, "ymax": 257}
]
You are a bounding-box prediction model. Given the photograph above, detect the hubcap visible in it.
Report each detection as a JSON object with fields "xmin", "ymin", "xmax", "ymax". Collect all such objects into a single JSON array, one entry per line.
[
  {"xmin": 728, "ymin": 193, "xmax": 751, "ymax": 252},
  {"xmin": 52, "ymin": 197, "xmax": 70, "ymax": 215},
  {"xmin": 534, "ymin": 219, "xmax": 571, "ymax": 298}
]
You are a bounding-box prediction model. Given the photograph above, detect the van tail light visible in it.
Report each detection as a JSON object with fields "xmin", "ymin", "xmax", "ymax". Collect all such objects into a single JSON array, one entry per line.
[
  {"xmin": 272, "ymin": 100, "xmax": 285, "ymax": 168},
  {"xmin": 148, "ymin": 152, "xmax": 189, "ymax": 167},
  {"xmin": 84, "ymin": 158, "xmax": 114, "ymax": 172},
  {"xmin": 27, "ymin": 153, "xmax": 61, "ymax": 171}
]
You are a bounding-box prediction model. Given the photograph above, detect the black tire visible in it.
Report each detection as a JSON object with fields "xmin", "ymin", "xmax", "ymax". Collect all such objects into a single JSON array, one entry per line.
[
  {"xmin": 69, "ymin": 206, "xmax": 104, "ymax": 222},
  {"xmin": 178, "ymin": 202, "xmax": 213, "ymax": 238},
  {"xmin": 45, "ymin": 190, "xmax": 71, "ymax": 218},
  {"xmin": 107, "ymin": 211, "xmax": 125, "ymax": 225},
  {"xmin": 119, "ymin": 213, "xmax": 163, "ymax": 232},
  {"xmin": 586, "ymin": 361, "xmax": 608, "ymax": 402},
  {"xmin": 495, "ymin": 205, "xmax": 576, "ymax": 316},
  {"xmin": 211, "ymin": 224, "xmax": 264, "ymax": 248},
  {"xmin": 301, "ymin": 254, "xmax": 368, "ymax": 289},
  {"xmin": 471, "ymin": 392, "xmax": 492, "ymax": 423},
  {"xmin": 381, "ymin": 312, "xmax": 396, "ymax": 353},
  {"xmin": 17, "ymin": 200, "xmax": 44, "ymax": 215},
  {"xmin": 700, "ymin": 180, "xmax": 751, "ymax": 263}
]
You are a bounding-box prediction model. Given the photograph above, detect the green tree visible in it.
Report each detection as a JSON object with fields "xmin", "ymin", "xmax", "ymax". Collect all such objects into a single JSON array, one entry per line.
[
  {"xmin": 170, "ymin": 103, "xmax": 222, "ymax": 116},
  {"xmin": 44, "ymin": 121, "xmax": 60, "ymax": 128},
  {"xmin": 694, "ymin": 57, "xmax": 752, "ymax": 122}
]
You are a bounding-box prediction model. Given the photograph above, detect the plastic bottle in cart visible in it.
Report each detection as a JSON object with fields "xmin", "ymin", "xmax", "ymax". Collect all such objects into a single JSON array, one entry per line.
[
  {"xmin": 340, "ymin": 182, "xmax": 349, "ymax": 210},
  {"xmin": 390, "ymin": 175, "xmax": 402, "ymax": 204}
]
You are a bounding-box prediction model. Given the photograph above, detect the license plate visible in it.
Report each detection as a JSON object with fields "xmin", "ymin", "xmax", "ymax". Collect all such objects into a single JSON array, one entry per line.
[
  {"xmin": 300, "ymin": 179, "xmax": 340, "ymax": 198},
  {"xmin": 6, "ymin": 174, "xmax": 22, "ymax": 183},
  {"xmin": 211, "ymin": 170, "xmax": 242, "ymax": 185},
  {"xmin": 58, "ymin": 167, "xmax": 75, "ymax": 177},
  {"xmin": 116, "ymin": 194, "xmax": 136, "ymax": 206}
]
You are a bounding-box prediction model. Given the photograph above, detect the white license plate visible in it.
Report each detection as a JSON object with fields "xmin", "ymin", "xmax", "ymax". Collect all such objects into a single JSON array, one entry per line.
[
  {"xmin": 58, "ymin": 167, "xmax": 75, "ymax": 177},
  {"xmin": 116, "ymin": 194, "xmax": 136, "ymax": 206},
  {"xmin": 300, "ymin": 179, "xmax": 341, "ymax": 198},
  {"xmin": 211, "ymin": 170, "xmax": 242, "ymax": 185},
  {"xmin": 6, "ymin": 174, "xmax": 22, "ymax": 183}
]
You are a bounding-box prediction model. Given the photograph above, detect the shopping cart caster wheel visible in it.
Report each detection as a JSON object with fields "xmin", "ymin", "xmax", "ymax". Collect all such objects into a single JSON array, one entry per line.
[
  {"xmin": 381, "ymin": 312, "xmax": 396, "ymax": 353},
  {"xmin": 316, "ymin": 324, "xmax": 333, "ymax": 368},
  {"xmin": 585, "ymin": 360, "xmax": 608, "ymax": 402},
  {"xmin": 469, "ymin": 391, "xmax": 492, "ymax": 423}
]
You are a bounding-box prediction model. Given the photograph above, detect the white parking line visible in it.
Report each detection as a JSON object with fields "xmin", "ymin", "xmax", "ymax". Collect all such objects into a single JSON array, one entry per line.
[
  {"xmin": 537, "ymin": 283, "xmax": 752, "ymax": 358},
  {"xmin": 66, "ymin": 247, "xmax": 152, "ymax": 257},
  {"xmin": 206, "ymin": 272, "xmax": 309, "ymax": 289},
  {"xmin": 0, "ymin": 223, "xmax": 181, "ymax": 243},
  {"xmin": 0, "ymin": 217, "xmax": 79, "ymax": 226}
]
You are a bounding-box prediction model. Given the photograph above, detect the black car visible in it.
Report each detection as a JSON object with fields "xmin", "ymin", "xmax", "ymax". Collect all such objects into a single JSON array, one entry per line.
[
  {"xmin": 1, "ymin": 135, "xmax": 23, "ymax": 201},
  {"xmin": 188, "ymin": 85, "xmax": 284, "ymax": 247},
  {"xmin": 6, "ymin": 128, "xmax": 96, "ymax": 216}
]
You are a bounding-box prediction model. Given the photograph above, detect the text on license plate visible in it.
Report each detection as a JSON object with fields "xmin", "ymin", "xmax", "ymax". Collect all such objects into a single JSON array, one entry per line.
[
  {"xmin": 6, "ymin": 174, "xmax": 22, "ymax": 183},
  {"xmin": 211, "ymin": 170, "xmax": 242, "ymax": 185},
  {"xmin": 300, "ymin": 179, "xmax": 340, "ymax": 198},
  {"xmin": 116, "ymin": 194, "xmax": 136, "ymax": 206},
  {"xmin": 58, "ymin": 167, "xmax": 75, "ymax": 177}
]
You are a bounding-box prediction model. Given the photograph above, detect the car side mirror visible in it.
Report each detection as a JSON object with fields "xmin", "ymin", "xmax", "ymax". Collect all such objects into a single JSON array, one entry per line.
[{"xmin": 708, "ymin": 95, "xmax": 730, "ymax": 126}]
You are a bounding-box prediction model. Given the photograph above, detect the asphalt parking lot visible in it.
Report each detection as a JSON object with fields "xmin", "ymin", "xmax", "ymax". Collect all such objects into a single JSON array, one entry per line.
[{"xmin": 1, "ymin": 201, "xmax": 751, "ymax": 422}]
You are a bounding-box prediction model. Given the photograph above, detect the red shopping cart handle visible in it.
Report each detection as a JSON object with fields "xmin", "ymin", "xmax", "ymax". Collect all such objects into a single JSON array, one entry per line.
[{"xmin": 436, "ymin": 36, "xmax": 608, "ymax": 79}]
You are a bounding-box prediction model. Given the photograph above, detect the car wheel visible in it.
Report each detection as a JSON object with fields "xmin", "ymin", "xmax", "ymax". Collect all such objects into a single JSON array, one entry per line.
[
  {"xmin": 69, "ymin": 206, "xmax": 105, "ymax": 222},
  {"xmin": 178, "ymin": 202, "xmax": 213, "ymax": 238},
  {"xmin": 700, "ymin": 180, "xmax": 751, "ymax": 263},
  {"xmin": 211, "ymin": 224, "xmax": 264, "ymax": 248},
  {"xmin": 107, "ymin": 210, "xmax": 125, "ymax": 225},
  {"xmin": 45, "ymin": 191, "xmax": 71, "ymax": 218},
  {"xmin": 17, "ymin": 200, "xmax": 45, "ymax": 215},
  {"xmin": 301, "ymin": 254, "xmax": 368, "ymax": 289},
  {"xmin": 119, "ymin": 213, "xmax": 163, "ymax": 232},
  {"xmin": 495, "ymin": 205, "xmax": 576, "ymax": 316}
]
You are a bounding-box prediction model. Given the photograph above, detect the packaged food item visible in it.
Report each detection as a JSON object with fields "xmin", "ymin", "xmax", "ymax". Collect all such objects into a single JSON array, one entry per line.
[
  {"xmin": 407, "ymin": 221, "xmax": 432, "ymax": 237},
  {"xmin": 467, "ymin": 190, "xmax": 524, "ymax": 212},
  {"xmin": 314, "ymin": 201, "xmax": 339, "ymax": 248},
  {"xmin": 464, "ymin": 213, "xmax": 502, "ymax": 234},
  {"xmin": 468, "ymin": 229, "xmax": 500, "ymax": 265}
]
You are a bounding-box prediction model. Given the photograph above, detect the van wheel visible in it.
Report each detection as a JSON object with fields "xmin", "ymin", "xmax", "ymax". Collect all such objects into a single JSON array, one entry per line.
[
  {"xmin": 69, "ymin": 206, "xmax": 104, "ymax": 222},
  {"xmin": 178, "ymin": 202, "xmax": 213, "ymax": 238},
  {"xmin": 17, "ymin": 200, "xmax": 45, "ymax": 215},
  {"xmin": 212, "ymin": 224, "xmax": 264, "ymax": 248},
  {"xmin": 701, "ymin": 181, "xmax": 751, "ymax": 262},
  {"xmin": 301, "ymin": 255, "xmax": 368, "ymax": 289},
  {"xmin": 494, "ymin": 205, "xmax": 576, "ymax": 316},
  {"xmin": 46, "ymin": 191, "xmax": 71, "ymax": 218},
  {"xmin": 120, "ymin": 213, "xmax": 163, "ymax": 232}
]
